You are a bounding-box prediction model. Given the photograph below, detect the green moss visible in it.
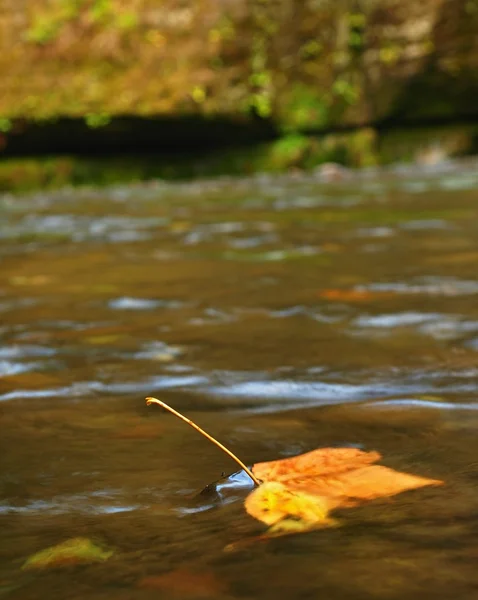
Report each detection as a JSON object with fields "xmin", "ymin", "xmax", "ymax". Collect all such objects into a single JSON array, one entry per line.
[
  {"xmin": 347, "ymin": 128, "xmax": 378, "ymax": 167},
  {"xmin": 84, "ymin": 112, "xmax": 112, "ymax": 128},
  {"xmin": 280, "ymin": 84, "xmax": 330, "ymax": 132},
  {"xmin": 347, "ymin": 12, "xmax": 366, "ymax": 53},
  {"xmin": 332, "ymin": 79, "xmax": 361, "ymax": 106},
  {"xmin": 114, "ymin": 10, "xmax": 139, "ymax": 30},
  {"xmin": 25, "ymin": 0, "xmax": 82, "ymax": 45},
  {"xmin": 0, "ymin": 158, "xmax": 74, "ymax": 192},
  {"xmin": 0, "ymin": 128, "xmax": 377, "ymax": 192},
  {"xmin": 0, "ymin": 123, "xmax": 476, "ymax": 193},
  {"xmin": 465, "ymin": 0, "xmax": 478, "ymax": 14},
  {"xmin": 299, "ymin": 40, "xmax": 323, "ymax": 60},
  {"xmin": 25, "ymin": 16, "xmax": 61, "ymax": 44},
  {"xmin": 89, "ymin": 0, "xmax": 113, "ymax": 24},
  {"xmin": 379, "ymin": 124, "xmax": 478, "ymax": 164},
  {"xmin": 267, "ymin": 134, "xmax": 311, "ymax": 169},
  {"xmin": 208, "ymin": 16, "xmax": 236, "ymax": 43},
  {"xmin": 260, "ymin": 129, "xmax": 378, "ymax": 170},
  {"xmin": 379, "ymin": 44, "xmax": 402, "ymax": 66},
  {"xmin": 0, "ymin": 118, "xmax": 12, "ymax": 133},
  {"xmin": 247, "ymin": 26, "xmax": 274, "ymax": 118}
]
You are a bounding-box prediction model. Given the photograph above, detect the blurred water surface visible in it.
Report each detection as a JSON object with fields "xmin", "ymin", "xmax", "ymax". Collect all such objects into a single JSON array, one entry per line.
[{"xmin": 1, "ymin": 161, "xmax": 478, "ymax": 599}]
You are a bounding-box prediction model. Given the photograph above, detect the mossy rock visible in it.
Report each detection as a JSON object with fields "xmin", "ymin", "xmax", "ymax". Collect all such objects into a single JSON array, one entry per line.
[
  {"xmin": 22, "ymin": 537, "xmax": 113, "ymax": 570},
  {"xmin": 1, "ymin": 0, "xmax": 477, "ymax": 130}
]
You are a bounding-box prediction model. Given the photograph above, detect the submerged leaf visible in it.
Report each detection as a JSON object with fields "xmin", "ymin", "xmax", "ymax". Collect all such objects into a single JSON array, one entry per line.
[
  {"xmin": 22, "ymin": 537, "xmax": 113, "ymax": 570},
  {"xmin": 318, "ymin": 288, "xmax": 395, "ymax": 302}
]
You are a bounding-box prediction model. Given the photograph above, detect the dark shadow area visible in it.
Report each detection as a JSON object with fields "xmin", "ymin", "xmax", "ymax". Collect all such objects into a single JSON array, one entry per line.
[
  {"xmin": 4, "ymin": 112, "xmax": 478, "ymax": 160},
  {"xmin": 380, "ymin": 0, "xmax": 478, "ymax": 126},
  {"xmin": 1, "ymin": 114, "xmax": 279, "ymax": 157}
]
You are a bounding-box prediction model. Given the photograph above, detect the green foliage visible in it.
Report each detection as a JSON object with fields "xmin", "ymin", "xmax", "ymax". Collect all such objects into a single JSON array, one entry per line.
[
  {"xmin": 266, "ymin": 129, "xmax": 378, "ymax": 171},
  {"xmin": 89, "ymin": 0, "xmax": 112, "ymax": 23},
  {"xmin": 268, "ymin": 134, "xmax": 311, "ymax": 168},
  {"xmin": 299, "ymin": 40, "xmax": 323, "ymax": 60},
  {"xmin": 248, "ymin": 62, "xmax": 272, "ymax": 118},
  {"xmin": 87, "ymin": 0, "xmax": 139, "ymax": 30},
  {"xmin": 5, "ymin": 124, "xmax": 477, "ymax": 193},
  {"xmin": 465, "ymin": 0, "xmax": 478, "ymax": 15},
  {"xmin": 191, "ymin": 85, "xmax": 206, "ymax": 104},
  {"xmin": 347, "ymin": 12, "xmax": 366, "ymax": 53},
  {"xmin": 85, "ymin": 112, "xmax": 111, "ymax": 128},
  {"xmin": 379, "ymin": 44, "xmax": 402, "ymax": 65},
  {"xmin": 0, "ymin": 0, "xmax": 474, "ymax": 137},
  {"xmin": 281, "ymin": 84, "xmax": 329, "ymax": 131},
  {"xmin": 25, "ymin": 17, "xmax": 61, "ymax": 44},
  {"xmin": 0, "ymin": 118, "xmax": 12, "ymax": 133},
  {"xmin": 246, "ymin": 1, "xmax": 277, "ymax": 119},
  {"xmin": 332, "ymin": 79, "xmax": 361, "ymax": 105},
  {"xmin": 347, "ymin": 128, "xmax": 378, "ymax": 167},
  {"xmin": 208, "ymin": 16, "xmax": 236, "ymax": 44},
  {"xmin": 248, "ymin": 93, "xmax": 272, "ymax": 118},
  {"xmin": 0, "ymin": 157, "xmax": 74, "ymax": 192},
  {"xmin": 23, "ymin": 0, "xmax": 139, "ymax": 48},
  {"xmin": 25, "ymin": 0, "xmax": 82, "ymax": 45},
  {"xmin": 115, "ymin": 11, "xmax": 139, "ymax": 31}
]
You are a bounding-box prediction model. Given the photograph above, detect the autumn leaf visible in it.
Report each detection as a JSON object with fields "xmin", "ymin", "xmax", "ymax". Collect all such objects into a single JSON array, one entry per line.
[
  {"xmin": 22, "ymin": 538, "xmax": 113, "ymax": 570},
  {"xmin": 253, "ymin": 447, "xmax": 381, "ymax": 482},
  {"xmin": 144, "ymin": 399, "xmax": 443, "ymax": 543},
  {"xmin": 245, "ymin": 448, "xmax": 443, "ymax": 537},
  {"xmin": 318, "ymin": 288, "xmax": 395, "ymax": 302}
]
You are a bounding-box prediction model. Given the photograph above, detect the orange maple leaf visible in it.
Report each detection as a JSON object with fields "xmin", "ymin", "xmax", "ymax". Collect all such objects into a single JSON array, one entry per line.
[
  {"xmin": 245, "ymin": 448, "xmax": 443, "ymax": 534},
  {"xmin": 318, "ymin": 289, "xmax": 395, "ymax": 302},
  {"xmin": 144, "ymin": 398, "xmax": 444, "ymax": 543}
]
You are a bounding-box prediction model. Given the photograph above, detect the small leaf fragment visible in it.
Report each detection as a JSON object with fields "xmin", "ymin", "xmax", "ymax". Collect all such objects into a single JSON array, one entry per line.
[
  {"xmin": 318, "ymin": 288, "xmax": 396, "ymax": 302},
  {"xmin": 22, "ymin": 537, "xmax": 113, "ymax": 570}
]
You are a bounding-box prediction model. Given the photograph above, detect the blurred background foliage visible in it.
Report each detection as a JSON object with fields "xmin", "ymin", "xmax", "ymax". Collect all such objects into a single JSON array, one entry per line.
[{"xmin": 1, "ymin": 0, "xmax": 478, "ymax": 188}]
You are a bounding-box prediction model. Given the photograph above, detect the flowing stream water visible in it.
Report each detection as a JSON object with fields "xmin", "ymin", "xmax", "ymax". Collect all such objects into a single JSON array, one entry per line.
[{"xmin": 1, "ymin": 160, "xmax": 478, "ymax": 599}]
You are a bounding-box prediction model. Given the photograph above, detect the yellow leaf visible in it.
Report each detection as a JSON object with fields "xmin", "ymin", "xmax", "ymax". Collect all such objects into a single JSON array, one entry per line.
[
  {"xmin": 22, "ymin": 538, "xmax": 112, "ymax": 570},
  {"xmin": 267, "ymin": 515, "xmax": 337, "ymax": 537},
  {"xmin": 245, "ymin": 481, "xmax": 331, "ymax": 526}
]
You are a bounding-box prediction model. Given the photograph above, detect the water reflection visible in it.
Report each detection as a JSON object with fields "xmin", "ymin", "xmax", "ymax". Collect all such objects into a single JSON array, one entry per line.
[{"xmin": 0, "ymin": 493, "xmax": 142, "ymax": 516}]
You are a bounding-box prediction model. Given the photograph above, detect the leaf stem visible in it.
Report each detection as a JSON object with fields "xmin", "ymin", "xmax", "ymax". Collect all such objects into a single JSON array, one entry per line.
[{"xmin": 145, "ymin": 397, "xmax": 261, "ymax": 486}]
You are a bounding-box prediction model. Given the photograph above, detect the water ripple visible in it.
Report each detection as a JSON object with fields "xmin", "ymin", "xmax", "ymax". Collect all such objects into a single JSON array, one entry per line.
[
  {"xmin": 0, "ymin": 375, "xmax": 208, "ymax": 402},
  {"xmin": 368, "ymin": 398, "xmax": 478, "ymax": 410}
]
